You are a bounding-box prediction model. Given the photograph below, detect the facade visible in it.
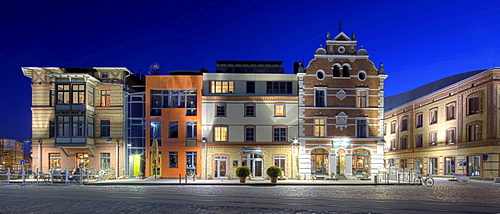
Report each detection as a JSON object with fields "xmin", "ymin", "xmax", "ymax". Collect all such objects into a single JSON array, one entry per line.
[
  {"xmin": 202, "ymin": 60, "xmax": 299, "ymax": 179},
  {"xmin": 296, "ymin": 31, "xmax": 387, "ymax": 179},
  {"xmin": 384, "ymin": 68, "xmax": 500, "ymax": 179},
  {"xmin": 22, "ymin": 67, "xmax": 141, "ymax": 177},
  {"xmin": 0, "ymin": 139, "xmax": 24, "ymax": 171},
  {"xmin": 145, "ymin": 73, "xmax": 203, "ymax": 178},
  {"xmin": 125, "ymin": 90, "xmax": 146, "ymax": 177}
]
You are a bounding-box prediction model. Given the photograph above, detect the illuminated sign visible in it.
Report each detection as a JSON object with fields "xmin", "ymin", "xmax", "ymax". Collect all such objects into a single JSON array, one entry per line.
[
  {"xmin": 333, "ymin": 141, "xmax": 350, "ymax": 148},
  {"xmin": 243, "ymin": 149, "xmax": 262, "ymax": 155}
]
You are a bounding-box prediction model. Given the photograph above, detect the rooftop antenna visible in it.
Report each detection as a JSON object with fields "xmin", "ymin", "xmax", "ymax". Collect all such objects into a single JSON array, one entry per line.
[
  {"xmin": 149, "ymin": 62, "xmax": 161, "ymax": 75},
  {"xmin": 338, "ymin": 19, "xmax": 342, "ymax": 33}
]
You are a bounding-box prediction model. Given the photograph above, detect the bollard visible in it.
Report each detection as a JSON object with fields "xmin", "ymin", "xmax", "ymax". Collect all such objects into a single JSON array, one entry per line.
[
  {"xmin": 374, "ymin": 175, "xmax": 378, "ymax": 184},
  {"xmin": 179, "ymin": 174, "xmax": 181, "ymax": 184},
  {"xmin": 185, "ymin": 174, "xmax": 187, "ymax": 184}
]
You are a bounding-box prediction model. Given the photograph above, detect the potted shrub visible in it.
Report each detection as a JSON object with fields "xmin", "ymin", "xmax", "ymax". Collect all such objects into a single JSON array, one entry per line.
[
  {"xmin": 137, "ymin": 172, "xmax": 144, "ymax": 179},
  {"xmin": 295, "ymin": 174, "xmax": 302, "ymax": 180},
  {"xmin": 266, "ymin": 166, "xmax": 282, "ymax": 183},
  {"xmin": 235, "ymin": 166, "xmax": 251, "ymax": 183}
]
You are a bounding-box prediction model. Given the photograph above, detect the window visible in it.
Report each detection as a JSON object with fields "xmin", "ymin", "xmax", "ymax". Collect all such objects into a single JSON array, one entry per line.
[
  {"xmin": 100, "ymin": 120, "xmax": 110, "ymax": 138},
  {"xmin": 358, "ymin": 70, "xmax": 367, "ymax": 81},
  {"xmin": 50, "ymin": 90, "xmax": 56, "ymax": 106},
  {"xmin": 169, "ymin": 121, "xmax": 178, "ymax": 138},
  {"xmin": 57, "ymin": 84, "xmax": 70, "ymax": 104},
  {"xmin": 100, "ymin": 153, "xmax": 110, "ymax": 170},
  {"xmin": 430, "ymin": 108, "xmax": 438, "ymax": 124},
  {"xmin": 210, "ymin": 81, "xmax": 234, "ymax": 93},
  {"xmin": 311, "ymin": 149, "xmax": 329, "ymax": 174},
  {"xmin": 87, "ymin": 117, "xmax": 94, "ymax": 138},
  {"xmin": 214, "ymin": 126, "xmax": 228, "ymax": 142},
  {"xmin": 429, "ymin": 158, "xmax": 438, "ymax": 175},
  {"xmin": 446, "ymin": 128, "xmax": 455, "ymax": 144},
  {"xmin": 216, "ymin": 103, "xmax": 226, "ymax": 117},
  {"xmin": 401, "ymin": 136, "xmax": 408, "ymax": 149},
  {"xmin": 467, "ymin": 95, "xmax": 481, "ymax": 115},
  {"xmin": 245, "ymin": 126, "xmax": 255, "ymax": 142},
  {"xmin": 149, "ymin": 89, "xmax": 198, "ymax": 116},
  {"xmin": 356, "ymin": 119, "xmax": 368, "ymax": 138},
  {"xmin": 383, "ymin": 123, "xmax": 387, "ymax": 136},
  {"xmin": 186, "ymin": 152, "xmax": 197, "ymax": 170},
  {"xmin": 186, "ymin": 122, "xmax": 196, "ymax": 139},
  {"xmin": 150, "ymin": 121, "xmax": 161, "ymax": 146},
  {"xmin": 49, "ymin": 153, "xmax": 61, "ymax": 169},
  {"xmin": 342, "ymin": 65, "xmax": 350, "ymax": 77},
  {"xmin": 400, "ymin": 117, "xmax": 408, "ymax": 131},
  {"xmin": 274, "ymin": 155, "xmax": 286, "ymax": 175},
  {"xmin": 49, "ymin": 120, "xmax": 55, "ymax": 138},
  {"xmin": 56, "ymin": 115, "xmax": 70, "ymax": 137},
  {"xmin": 314, "ymin": 119, "xmax": 325, "ymax": 137},
  {"xmin": 169, "ymin": 152, "xmax": 178, "ymax": 168},
  {"xmin": 416, "ymin": 135, "xmax": 423, "ymax": 148},
  {"xmin": 390, "ymin": 139, "xmax": 396, "ymax": 151},
  {"xmin": 72, "ymin": 85, "xmax": 85, "ymax": 104},
  {"xmin": 316, "ymin": 70, "xmax": 325, "ymax": 80},
  {"xmin": 267, "ymin": 82, "xmax": 293, "ymax": 94},
  {"xmin": 76, "ymin": 153, "xmax": 89, "ymax": 168},
  {"xmin": 245, "ymin": 104, "xmax": 255, "ymax": 117},
  {"xmin": 401, "ymin": 159, "xmax": 408, "ymax": 169},
  {"xmin": 467, "ymin": 122, "xmax": 481, "ymax": 142},
  {"xmin": 446, "ymin": 102, "xmax": 456, "ymax": 120},
  {"xmin": 333, "ymin": 65, "xmax": 340, "ymax": 77},
  {"xmin": 72, "ymin": 116, "xmax": 85, "ymax": 137},
  {"xmin": 416, "ymin": 113, "xmax": 423, "ymax": 128},
  {"xmin": 445, "ymin": 157, "xmax": 455, "ymax": 175},
  {"xmin": 429, "ymin": 131, "xmax": 437, "ymax": 146},
  {"xmin": 274, "ymin": 103, "xmax": 285, "ymax": 116},
  {"xmin": 246, "ymin": 81, "xmax": 255, "ymax": 93},
  {"xmin": 467, "ymin": 155, "xmax": 481, "ymax": 176},
  {"xmin": 352, "ymin": 149, "xmax": 370, "ymax": 174},
  {"xmin": 87, "ymin": 87, "xmax": 94, "ymax": 106},
  {"xmin": 101, "ymin": 90, "xmax": 111, "ymax": 107},
  {"xmin": 356, "ymin": 90, "xmax": 367, "ymax": 108},
  {"xmin": 273, "ymin": 126, "xmax": 287, "ymax": 142},
  {"xmin": 415, "ymin": 158, "xmax": 423, "ymax": 174},
  {"xmin": 315, "ymin": 89, "xmax": 326, "ymax": 107},
  {"xmin": 390, "ymin": 120, "xmax": 396, "ymax": 134}
]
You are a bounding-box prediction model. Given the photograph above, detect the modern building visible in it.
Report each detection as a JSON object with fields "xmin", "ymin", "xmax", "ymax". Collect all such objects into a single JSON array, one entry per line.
[
  {"xmin": 296, "ymin": 31, "xmax": 388, "ymax": 179},
  {"xmin": 202, "ymin": 60, "xmax": 299, "ymax": 179},
  {"xmin": 145, "ymin": 71, "xmax": 203, "ymax": 178},
  {"xmin": 384, "ymin": 67, "xmax": 500, "ymax": 179},
  {"xmin": 0, "ymin": 139, "xmax": 24, "ymax": 171},
  {"xmin": 22, "ymin": 67, "xmax": 142, "ymax": 177}
]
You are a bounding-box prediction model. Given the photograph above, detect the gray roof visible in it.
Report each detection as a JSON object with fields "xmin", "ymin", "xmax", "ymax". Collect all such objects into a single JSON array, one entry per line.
[{"xmin": 384, "ymin": 69, "xmax": 486, "ymax": 112}]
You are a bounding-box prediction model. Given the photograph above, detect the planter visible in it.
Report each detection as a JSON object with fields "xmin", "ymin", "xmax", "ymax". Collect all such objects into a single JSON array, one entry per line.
[
  {"xmin": 270, "ymin": 177, "xmax": 278, "ymax": 183},
  {"xmin": 238, "ymin": 177, "xmax": 246, "ymax": 183},
  {"xmin": 266, "ymin": 166, "xmax": 282, "ymax": 183}
]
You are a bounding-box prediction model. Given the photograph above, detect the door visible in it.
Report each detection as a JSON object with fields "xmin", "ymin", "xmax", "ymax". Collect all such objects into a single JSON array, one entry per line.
[
  {"xmin": 214, "ymin": 156, "xmax": 228, "ymax": 178},
  {"xmin": 253, "ymin": 159, "xmax": 263, "ymax": 177}
]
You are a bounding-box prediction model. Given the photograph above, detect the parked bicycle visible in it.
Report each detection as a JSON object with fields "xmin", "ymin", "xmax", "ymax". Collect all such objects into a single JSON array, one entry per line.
[{"xmin": 414, "ymin": 174, "xmax": 434, "ymax": 187}]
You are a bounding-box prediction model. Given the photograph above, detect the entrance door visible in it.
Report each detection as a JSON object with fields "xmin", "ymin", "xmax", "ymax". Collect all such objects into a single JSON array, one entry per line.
[
  {"xmin": 253, "ymin": 159, "xmax": 263, "ymax": 177},
  {"xmin": 242, "ymin": 154, "xmax": 264, "ymax": 178},
  {"xmin": 214, "ymin": 156, "xmax": 228, "ymax": 178}
]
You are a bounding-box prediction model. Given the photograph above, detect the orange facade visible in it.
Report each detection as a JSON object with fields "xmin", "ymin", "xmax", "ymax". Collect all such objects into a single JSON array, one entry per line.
[{"xmin": 145, "ymin": 75, "xmax": 203, "ymax": 178}]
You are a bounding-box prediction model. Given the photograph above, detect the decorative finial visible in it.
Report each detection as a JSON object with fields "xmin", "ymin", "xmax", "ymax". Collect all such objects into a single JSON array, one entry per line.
[
  {"xmin": 327, "ymin": 31, "xmax": 331, "ymax": 40},
  {"xmin": 351, "ymin": 32, "xmax": 356, "ymax": 40},
  {"xmin": 338, "ymin": 19, "xmax": 342, "ymax": 33}
]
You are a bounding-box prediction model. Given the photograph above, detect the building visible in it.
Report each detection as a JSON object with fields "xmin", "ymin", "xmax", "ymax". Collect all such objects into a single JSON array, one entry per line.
[
  {"xmin": 0, "ymin": 139, "xmax": 24, "ymax": 171},
  {"xmin": 202, "ymin": 60, "xmax": 299, "ymax": 179},
  {"xmin": 384, "ymin": 68, "xmax": 500, "ymax": 179},
  {"xmin": 145, "ymin": 72, "xmax": 203, "ymax": 178},
  {"xmin": 22, "ymin": 67, "xmax": 142, "ymax": 177},
  {"xmin": 296, "ymin": 31, "xmax": 388, "ymax": 179}
]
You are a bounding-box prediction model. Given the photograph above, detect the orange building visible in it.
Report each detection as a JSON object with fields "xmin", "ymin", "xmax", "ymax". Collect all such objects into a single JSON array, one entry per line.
[{"xmin": 145, "ymin": 72, "xmax": 203, "ymax": 178}]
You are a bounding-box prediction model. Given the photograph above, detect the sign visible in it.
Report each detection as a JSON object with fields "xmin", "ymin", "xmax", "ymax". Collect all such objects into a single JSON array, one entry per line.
[
  {"xmin": 20, "ymin": 160, "xmax": 25, "ymax": 165},
  {"xmin": 333, "ymin": 141, "xmax": 350, "ymax": 148},
  {"xmin": 243, "ymin": 149, "xmax": 262, "ymax": 155},
  {"xmin": 483, "ymin": 154, "xmax": 489, "ymax": 162}
]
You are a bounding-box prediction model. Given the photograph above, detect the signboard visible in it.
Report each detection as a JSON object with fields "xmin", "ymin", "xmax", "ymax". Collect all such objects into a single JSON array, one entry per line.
[
  {"xmin": 243, "ymin": 149, "xmax": 262, "ymax": 155},
  {"xmin": 333, "ymin": 141, "xmax": 350, "ymax": 148},
  {"xmin": 20, "ymin": 160, "xmax": 25, "ymax": 165}
]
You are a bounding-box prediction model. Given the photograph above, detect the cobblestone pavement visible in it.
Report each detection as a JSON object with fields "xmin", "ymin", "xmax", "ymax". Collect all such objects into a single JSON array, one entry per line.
[{"xmin": 0, "ymin": 179, "xmax": 499, "ymax": 213}]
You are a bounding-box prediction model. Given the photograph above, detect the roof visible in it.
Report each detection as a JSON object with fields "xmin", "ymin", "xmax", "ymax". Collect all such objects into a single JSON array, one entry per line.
[
  {"xmin": 216, "ymin": 60, "xmax": 283, "ymax": 65},
  {"xmin": 384, "ymin": 69, "xmax": 487, "ymax": 112}
]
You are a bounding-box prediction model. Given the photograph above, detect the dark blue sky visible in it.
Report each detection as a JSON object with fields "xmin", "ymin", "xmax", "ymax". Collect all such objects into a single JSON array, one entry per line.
[{"xmin": 1, "ymin": 0, "xmax": 499, "ymax": 142}]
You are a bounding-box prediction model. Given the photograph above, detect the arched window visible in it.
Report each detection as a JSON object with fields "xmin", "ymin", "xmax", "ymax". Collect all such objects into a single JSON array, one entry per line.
[
  {"xmin": 311, "ymin": 149, "xmax": 329, "ymax": 174},
  {"xmin": 333, "ymin": 65, "xmax": 340, "ymax": 77},
  {"xmin": 352, "ymin": 149, "xmax": 370, "ymax": 175},
  {"xmin": 342, "ymin": 65, "xmax": 350, "ymax": 77}
]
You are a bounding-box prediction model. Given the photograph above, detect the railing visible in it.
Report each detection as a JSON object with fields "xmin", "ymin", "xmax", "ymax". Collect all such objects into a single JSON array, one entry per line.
[
  {"xmin": 0, "ymin": 168, "xmax": 111, "ymax": 185},
  {"xmin": 375, "ymin": 167, "xmax": 420, "ymax": 184}
]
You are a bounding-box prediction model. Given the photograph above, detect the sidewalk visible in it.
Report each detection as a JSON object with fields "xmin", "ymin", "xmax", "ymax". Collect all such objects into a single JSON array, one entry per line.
[{"xmin": 85, "ymin": 177, "xmax": 416, "ymax": 186}]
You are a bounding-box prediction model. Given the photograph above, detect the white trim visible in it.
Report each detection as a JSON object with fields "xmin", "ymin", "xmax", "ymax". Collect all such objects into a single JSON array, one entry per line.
[
  {"xmin": 316, "ymin": 69, "xmax": 325, "ymax": 80},
  {"xmin": 357, "ymin": 70, "xmax": 367, "ymax": 81}
]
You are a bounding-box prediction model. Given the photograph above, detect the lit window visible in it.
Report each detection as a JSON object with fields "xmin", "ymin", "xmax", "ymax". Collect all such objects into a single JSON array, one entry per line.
[
  {"xmin": 169, "ymin": 152, "xmax": 178, "ymax": 168},
  {"xmin": 150, "ymin": 121, "xmax": 161, "ymax": 146},
  {"xmin": 446, "ymin": 102, "xmax": 456, "ymax": 120},
  {"xmin": 445, "ymin": 157, "xmax": 455, "ymax": 175},
  {"xmin": 101, "ymin": 90, "xmax": 111, "ymax": 106},
  {"xmin": 429, "ymin": 158, "xmax": 438, "ymax": 175},
  {"xmin": 429, "ymin": 131, "xmax": 437, "ymax": 146},
  {"xmin": 356, "ymin": 90, "xmax": 367, "ymax": 108},
  {"xmin": 72, "ymin": 85, "xmax": 85, "ymax": 104},
  {"xmin": 446, "ymin": 128, "xmax": 455, "ymax": 144},
  {"xmin": 214, "ymin": 126, "xmax": 228, "ymax": 142},
  {"xmin": 210, "ymin": 81, "xmax": 234, "ymax": 93},
  {"xmin": 57, "ymin": 84, "xmax": 70, "ymax": 104},
  {"xmin": 429, "ymin": 108, "xmax": 438, "ymax": 125},
  {"xmin": 76, "ymin": 153, "xmax": 89, "ymax": 168},
  {"xmin": 314, "ymin": 119, "xmax": 325, "ymax": 137},
  {"xmin": 275, "ymin": 103, "xmax": 285, "ymax": 117},
  {"xmin": 274, "ymin": 155, "xmax": 286, "ymax": 175},
  {"xmin": 49, "ymin": 153, "xmax": 61, "ymax": 170},
  {"xmin": 100, "ymin": 153, "xmax": 110, "ymax": 170}
]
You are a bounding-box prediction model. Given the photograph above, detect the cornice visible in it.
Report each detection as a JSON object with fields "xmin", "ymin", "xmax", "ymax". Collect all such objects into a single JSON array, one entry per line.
[{"xmin": 203, "ymin": 96, "xmax": 298, "ymax": 101}]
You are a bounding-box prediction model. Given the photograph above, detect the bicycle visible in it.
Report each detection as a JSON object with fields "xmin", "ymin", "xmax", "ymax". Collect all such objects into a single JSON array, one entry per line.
[{"xmin": 414, "ymin": 174, "xmax": 434, "ymax": 187}]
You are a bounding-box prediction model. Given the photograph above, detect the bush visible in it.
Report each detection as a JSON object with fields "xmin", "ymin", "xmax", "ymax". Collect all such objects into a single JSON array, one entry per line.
[
  {"xmin": 235, "ymin": 166, "xmax": 251, "ymax": 177},
  {"xmin": 137, "ymin": 172, "xmax": 144, "ymax": 177},
  {"xmin": 266, "ymin": 166, "xmax": 282, "ymax": 178}
]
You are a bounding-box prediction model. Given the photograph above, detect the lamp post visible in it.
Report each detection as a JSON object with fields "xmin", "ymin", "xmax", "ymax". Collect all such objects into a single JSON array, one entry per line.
[
  {"xmin": 202, "ymin": 137, "xmax": 207, "ymax": 179},
  {"xmin": 291, "ymin": 138, "xmax": 299, "ymax": 179}
]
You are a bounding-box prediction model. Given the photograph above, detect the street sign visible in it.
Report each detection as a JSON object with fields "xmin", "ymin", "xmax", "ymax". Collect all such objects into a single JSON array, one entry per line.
[{"xmin": 20, "ymin": 160, "xmax": 25, "ymax": 165}]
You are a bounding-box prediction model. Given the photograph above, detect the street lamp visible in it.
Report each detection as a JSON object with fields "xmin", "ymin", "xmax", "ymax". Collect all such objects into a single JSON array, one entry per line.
[
  {"xmin": 202, "ymin": 137, "xmax": 207, "ymax": 179},
  {"xmin": 291, "ymin": 138, "xmax": 299, "ymax": 179}
]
